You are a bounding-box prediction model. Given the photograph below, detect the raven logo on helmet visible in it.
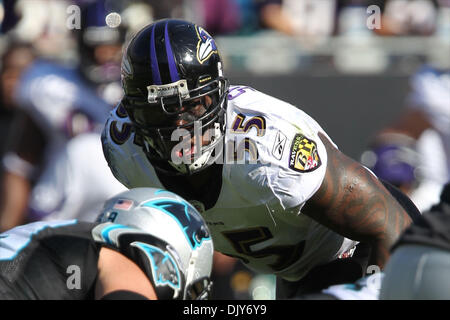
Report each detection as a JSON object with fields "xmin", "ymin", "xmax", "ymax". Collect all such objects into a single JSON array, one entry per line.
[
  {"xmin": 121, "ymin": 54, "xmax": 133, "ymax": 78},
  {"xmin": 196, "ymin": 26, "xmax": 218, "ymax": 64},
  {"xmin": 121, "ymin": 19, "xmax": 229, "ymax": 175}
]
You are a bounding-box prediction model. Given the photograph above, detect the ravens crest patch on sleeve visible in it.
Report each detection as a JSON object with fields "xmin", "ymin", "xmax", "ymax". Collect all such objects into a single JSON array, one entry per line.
[{"xmin": 288, "ymin": 134, "xmax": 321, "ymax": 172}]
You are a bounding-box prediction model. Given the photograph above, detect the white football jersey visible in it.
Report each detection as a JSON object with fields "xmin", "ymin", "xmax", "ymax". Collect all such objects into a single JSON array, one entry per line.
[
  {"xmin": 409, "ymin": 129, "xmax": 448, "ymax": 212},
  {"xmin": 29, "ymin": 133, "xmax": 127, "ymax": 222},
  {"xmin": 407, "ymin": 66, "xmax": 450, "ymax": 176},
  {"xmin": 102, "ymin": 85, "xmax": 358, "ymax": 281},
  {"xmin": 2, "ymin": 60, "xmax": 114, "ymax": 182}
]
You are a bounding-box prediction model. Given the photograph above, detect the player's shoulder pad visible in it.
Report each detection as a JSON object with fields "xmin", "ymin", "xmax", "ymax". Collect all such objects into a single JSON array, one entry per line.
[
  {"xmin": 101, "ymin": 103, "xmax": 146, "ymax": 188},
  {"xmin": 224, "ymin": 86, "xmax": 329, "ymax": 209},
  {"xmin": 102, "ymin": 102, "xmax": 134, "ymax": 144}
]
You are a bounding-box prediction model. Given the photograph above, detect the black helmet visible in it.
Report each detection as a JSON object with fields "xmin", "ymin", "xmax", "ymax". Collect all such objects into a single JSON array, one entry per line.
[{"xmin": 121, "ymin": 19, "xmax": 229, "ymax": 175}]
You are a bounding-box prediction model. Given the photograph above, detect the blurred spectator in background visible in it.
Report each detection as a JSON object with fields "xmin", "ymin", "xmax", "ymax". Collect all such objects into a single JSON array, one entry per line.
[
  {"xmin": 256, "ymin": 0, "xmax": 384, "ymax": 37},
  {"xmin": 0, "ymin": 39, "xmax": 37, "ymax": 231},
  {"xmin": 258, "ymin": 0, "xmax": 338, "ymax": 37},
  {"xmin": 182, "ymin": 0, "xmax": 242, "ymax": 35},
  {"xmin": 376, "ymin": 0, "xmax": 440, "ymax": 36},
  {"xmin": 138, "ymin": 0, "xmax": 184, "ymax": 21},
  {"xmin": 250, "ymin": 0, "xmax": 447, "ymax": 38},
  {"xmin": 75, "ymin": 0, "xmax": 124, "ymax": 104},
  {"xmin": 0, "ymin": 40, "xmax": 35, "ymax": 155},
  {"xmin": 10, "ymin": 0, "xmax": 75, "ymax": 60},
  {"xmin": 362, "ymin": 65, "xmax": 450, "ymax": 212},
  {"xmin": 0, "ymin": 0, "xmax": 20, "ymax": 34}
]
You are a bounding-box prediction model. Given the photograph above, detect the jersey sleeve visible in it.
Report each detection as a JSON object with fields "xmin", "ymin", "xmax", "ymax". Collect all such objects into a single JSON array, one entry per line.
[
  {"xmin": 101, "ymin": 104, "xmax": 164, "ymax": 189},
  {"xmin": 224, "ymin": 86, "xmax": 331, "ymax": 212},
  {"xmin": 101, "ymin": 115, "xmax": 134, "ymax": 189},
  {"xmin": 406, "ymin": 67, "xmax": 450, "ymax": 136}
]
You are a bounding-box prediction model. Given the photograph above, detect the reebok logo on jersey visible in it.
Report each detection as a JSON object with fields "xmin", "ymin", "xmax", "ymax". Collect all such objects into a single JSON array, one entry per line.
[
  {"xmin": 289, "ymin": 134, "xmax": 321, "ymax": 172},
  {"xmin": 272, "ymin": 131, "xmax": 287, "ymax": 160}
]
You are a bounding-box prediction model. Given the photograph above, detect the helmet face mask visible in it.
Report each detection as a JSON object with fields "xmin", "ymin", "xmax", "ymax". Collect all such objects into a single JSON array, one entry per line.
[
  {"xmin": 185, "ymin": 276, "xmax": 213, "ymax": 300},
  {"xmin": 126, "ymin": 78, "xmax": 227, "ymax": 167},
  {"xmin": 121, "ymin": 19, "xmax": 229, "ymax": 175}
]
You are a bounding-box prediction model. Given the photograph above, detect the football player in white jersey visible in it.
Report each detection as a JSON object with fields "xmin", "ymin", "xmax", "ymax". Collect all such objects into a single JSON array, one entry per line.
[
  {"xmin": 28, "ymin": 132, "xmax": 127, "ymax": 222},
  {"xmin": 0, "ymin": 55, "xmax": 113, "ymax": 232},
  {"xmin": 101, "ymin": 19, "xmax": 419, "ymax": 298},
  {"xmin": 0, "ymin": 2, "xmax": 124, "ymax": 231},
  {"xmin": 364, "ymin": 65, "xmax": 450, "ymax": 213}
]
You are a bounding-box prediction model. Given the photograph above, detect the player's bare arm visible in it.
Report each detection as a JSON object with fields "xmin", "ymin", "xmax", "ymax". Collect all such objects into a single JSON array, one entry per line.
[
  {"xmin": 302, "ymin": 132, "xmax": 413, "ymax": 268},
  {"xmin": 95, "ymin": 247, "xmax": 158, "ymax": 300}
]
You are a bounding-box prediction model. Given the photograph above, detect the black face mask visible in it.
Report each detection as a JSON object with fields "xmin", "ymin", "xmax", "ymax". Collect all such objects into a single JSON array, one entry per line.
[{"xmin": 125, "ymin": 78, "xmax": 228, "ymax": 164}]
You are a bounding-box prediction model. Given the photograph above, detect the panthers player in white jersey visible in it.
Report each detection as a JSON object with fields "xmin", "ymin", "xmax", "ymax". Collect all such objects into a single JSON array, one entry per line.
[{"xmin": 102, "ymin": 19, "xmax": 419, "ymax": 298}]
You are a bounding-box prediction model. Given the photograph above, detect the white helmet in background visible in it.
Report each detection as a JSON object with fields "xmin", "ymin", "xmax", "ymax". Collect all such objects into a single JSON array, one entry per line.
[{"xmin": 94, "ymin": 187, "xmax": 214, "ymax": 300}]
